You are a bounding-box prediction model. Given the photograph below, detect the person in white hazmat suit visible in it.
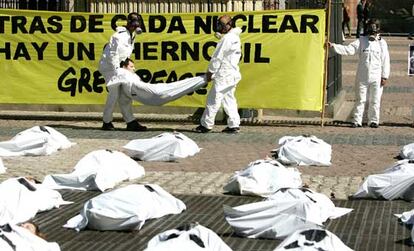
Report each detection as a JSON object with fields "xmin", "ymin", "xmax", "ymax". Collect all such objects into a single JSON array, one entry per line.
[
  {"xmin": 0, "ymin": 158, "xmax": 5, "ymax": 174},
  {"xmin": 328, "ymin": 19, "xmax": 390, "ymax": 128},
  {"xmin": 100, "ymin": 12, "xmax": 147, "ymax": 132},
  {"xmin": 194, "ymin": 15, "xmax": 242, "ymax": 134},
  {"xmin": 145, "ymin": 222, "xmax": 232, "ymax": 251},
  {"xmin": 0, "ymin": 223, "xmax": 60, "ymax": 251}
]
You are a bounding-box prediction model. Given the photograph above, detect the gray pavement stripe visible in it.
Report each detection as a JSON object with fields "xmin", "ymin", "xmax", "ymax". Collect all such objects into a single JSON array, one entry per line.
[
  {"xmin": 343, "ymin": 85, "xmax": 414, "ymax": 93},
  {"xmin": 387, "ymin": 50, "xmax": 413, "ymax": 55},
  {"xmin": 383, "ymin": 43, "xmax": 414, "ymax": 47},
  {"xmin": 0, "ymin": 169, "xmax": 362, "ymax": 200},
  {"xmin": 344, "ymin": 59, "xmax": 408, "ymax": 63},
  {"xmin": 412, "ymin": 106, "xmax": 414, "ymax": 119},
  {"xmin": 342, "ymin": 40, "xmax": 413, "ymax": 47},
  {"xmin": 343, "ymin": 70, "xmax": 410, "ymax": 77},
  {"xmin": 0, "ymin": 127, "xmax": 412, "ymax": 146},
  {"xmin": 129, "ymin": 171, "xmax": 362, "ymax": 200}
]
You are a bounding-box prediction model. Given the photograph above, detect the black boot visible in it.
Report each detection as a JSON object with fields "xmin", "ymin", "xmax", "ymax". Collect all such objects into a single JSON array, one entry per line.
[
  {"xmin": 369, "ymin": 123, "xmax": 379, "ymax": 128},
  {"xmin": 102, "ymin": 122, "xmax": 115, "ymax": 131},
  {"xmin": 126, "ymin": 120, "xmax": 147, "ymax": 131},
  {"xmin": 193, "ymin": 125, "xmax": 211, "ymax": 133},
  {"xmin": 222, "ymin": 127, "xmax": 240, "ymax": 134}
]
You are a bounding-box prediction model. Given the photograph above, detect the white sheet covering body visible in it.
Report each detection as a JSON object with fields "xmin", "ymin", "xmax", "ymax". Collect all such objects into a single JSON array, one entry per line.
[
  {"xmin": 224, "ymin": 188, "xmax": 352, "ymax": 239},
  {"xmin": 42, "ymin": 149, "xmax": 145, "ymax": 191},
  {"xmin": 273, "ymin": 135, "xmax": 332, "ymax": 166},
  {"xmin": 64, "ymin": 184, "xmax": 186, "ymax": 231},
  {"xmin": 0, "ymin": 178, "xmax": 70, "ymax": 225},
  {"xmin": 0, "ymin": 224, "xmax": 60, "ymax": 251},
  {"xmin": 274, "ymin": 228, "xmax": 353, "ymax": 251},
  {"xmin": 0, "ymin": 126, "xmax": 75, "ymax": 157},
  {"xmin": 145, "ymin": 223, "xmax": 232, "ymax": 251},
  {"xmin": 352, "ymin": 159, "xmax": 414, "ymax": 200},
  {"xmin": 0, "ymin": 158, "xmax": 5, "ymax": 174},
  {"xmin": 395, "ymin": 209, "xmax": 414, "ymax": 244},
  {"xmin": 123, "ymin": 132, "xmax": 200, "ymax": 161},
  {"xmin": 400, "ymin": 143, "xmax": 414, "ymax": 159},
  {"xmin": 223, "ymin": 159, "xmax": 302, "ymax": 197},
  {"xmin": 109, "ymin": 68, "xmax": 207, "ymax": 106}
]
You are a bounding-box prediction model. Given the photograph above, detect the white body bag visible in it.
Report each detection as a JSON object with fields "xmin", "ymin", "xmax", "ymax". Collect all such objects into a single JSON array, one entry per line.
[
  {"xmin": 223, "ymin": 159, "xmax": 302, "ymax": 197},
  {"xmin": 0, "ymin": 126, "xmax": 74, "ymax": 157},
  {"xmin": 64, "ymin": 184, "xmax": 186, "ymax": 231},
  {"xmin": 272, "ymin": 135, "xmax": 331, "ymax": 166},
  {"xmin": 224, "ymin": 188, "xmax": 352, "ymax": 239},
  {"xmin": 123, "ymin": 132, "xmax": 200, "ymax": 161},
  {"xmin": 42, "ymin": 149, "xmax": 145, "ymax": 191}
]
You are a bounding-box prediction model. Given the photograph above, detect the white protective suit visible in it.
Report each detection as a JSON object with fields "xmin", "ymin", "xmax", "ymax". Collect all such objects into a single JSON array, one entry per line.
[
  {"xmin": 0, "ymin": 126, "xmax": 75, "ymax": 157},
  {"xmin": 42, "ymin": 149, "xmax": 145, "ymax": 191},
  {"xmin": 274, "ymin": 228, "xmax": 353, "ymax": 251},
  {"xmin": 100, "ymin": 26, "xmax": 136, "ymax": 124},
  {"xmin": 331, "ymin": 36, "xmax": 390, "ymax": 125},
  {"xmin": 223, "ymin": 159, "xmax": 302, "ymax": 197},
  {"xmin": 395, "ymin": 209, "xmax": 414, "ymax": 244},
  {"xmin": 64, "ymin": 184, "xmax": 186, "ymax": 231},
  {"xmin": 0, "ymin": 177, "xmax": 71, "ymax": 225},
  {"xmin": 410, "ymin": 55, "xmax": 414, "ymax": 75},
  {"xmin": 352, "ymin": 159, "xmax": 414, "ymax": 200},
  {"xmin": 108, "ymin": 68, "xmax": 207, "ymax": 106},
  {"xmin": 0, "ymin": 158, "xmax": 5, "ymax": 174},
  {"xmin": 224, "ymin": 188, "xmax": 352, "ymax": 239},
  {"xmin": 0, "ymin": 224, "xmax": 60, "ymax": 251},
  {"xmin": 145, "ymin": 223, "xmax": 232, "ymax": 251},
  {"xmin": 123, "ymin": 132, "xmax": 200, "ymax": 162},
  {"xmin": 400, "ymin": 143, "xmax": 414, "ymax": 159},
  {"xmin": 272, "ymin": 135, "xmax": 332, "ymax": 166},
  {"xmin": 201, "ymin": 27, "xmax": 242, "ymax": 130}
]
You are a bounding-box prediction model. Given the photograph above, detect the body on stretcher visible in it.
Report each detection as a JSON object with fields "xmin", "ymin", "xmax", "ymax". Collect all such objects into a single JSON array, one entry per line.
[{"xmin": 109, "ymin": 68, "xmax": 207, "ymax": 106}]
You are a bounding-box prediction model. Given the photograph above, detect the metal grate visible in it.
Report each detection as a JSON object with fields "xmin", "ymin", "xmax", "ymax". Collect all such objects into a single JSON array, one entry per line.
[
  {"xmin": 328, "ymin": 200, "xmax": 414, "ymax": 251},
  {"xmin": 33, "ymin": 191, "xmax": 414, "ymax": 251}
]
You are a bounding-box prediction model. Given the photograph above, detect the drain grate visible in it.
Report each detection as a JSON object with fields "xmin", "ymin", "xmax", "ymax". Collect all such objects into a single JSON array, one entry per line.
[
  {"xmin": 328, "ymin": 200, "xmax": 414, "ymax": 251},
  {"xmin": 32, "ymin": 191, "xmax": 414, "ymax": 251}
]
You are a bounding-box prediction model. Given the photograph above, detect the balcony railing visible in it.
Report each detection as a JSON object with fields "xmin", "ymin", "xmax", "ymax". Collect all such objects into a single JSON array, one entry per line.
[
  {"xmin": 0, "ymin": 0, "xmax": 281, "ymax": 12},
  {"xmin": 93, "ymin": 0, "xmax": 264, "ymax": 13},
  {"xmin": 0, "ymin": 0, "xmax": 69, "ymax": 11}
]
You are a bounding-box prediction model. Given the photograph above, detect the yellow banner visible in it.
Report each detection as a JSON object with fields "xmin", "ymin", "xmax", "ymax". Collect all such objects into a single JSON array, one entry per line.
[{"xmin": 0, "ymin": 9, "xmax": 326, "ymax": 111}]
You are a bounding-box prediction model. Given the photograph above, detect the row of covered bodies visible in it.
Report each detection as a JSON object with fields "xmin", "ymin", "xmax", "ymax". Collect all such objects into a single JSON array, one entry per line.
[
  {"xmin": 0, "ymin": 126, "xmax": 339, "ymax": 250},
  {"xmin": 1, "ymin": 126, "xmax": 414, "ymax": 249},
  {"xmin": 0, "ymin": 126, "xmax": 203, "ymax": 250},
  {"xmin": 223, "ymin": 136, "xmax": 414, "ymax": 250}
]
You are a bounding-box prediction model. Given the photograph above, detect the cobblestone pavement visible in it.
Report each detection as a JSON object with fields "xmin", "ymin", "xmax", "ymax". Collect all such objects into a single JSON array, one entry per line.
[
  {"xmin": 0, "ymin": 118, "xmax": 412, "ymax": 200},
  {"xmin": 0, "ymin": 37, "xmax": 412, "ymax": 201}
]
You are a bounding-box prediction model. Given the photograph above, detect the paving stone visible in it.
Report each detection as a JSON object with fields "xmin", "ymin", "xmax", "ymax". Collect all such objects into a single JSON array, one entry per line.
[{"xmin": 333, "ymin": 192, "xmax": 349, "ymax": 200}]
